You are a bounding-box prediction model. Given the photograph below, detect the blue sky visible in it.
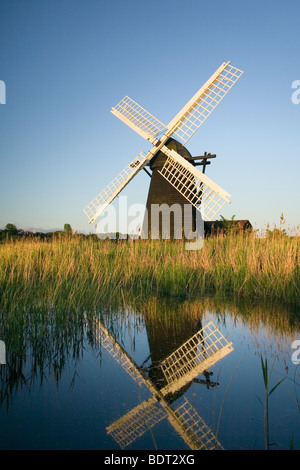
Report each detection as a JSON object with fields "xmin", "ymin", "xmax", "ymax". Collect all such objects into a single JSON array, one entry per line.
[{"xmin": 0, "ymin": 0, "xmax": 299, "ymax": 234}]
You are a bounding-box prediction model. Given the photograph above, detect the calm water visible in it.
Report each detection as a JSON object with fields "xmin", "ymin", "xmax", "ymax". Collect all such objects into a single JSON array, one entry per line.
[{"xmin": 0, "ymin": 296, "xmax": 300, "ymax": 450}]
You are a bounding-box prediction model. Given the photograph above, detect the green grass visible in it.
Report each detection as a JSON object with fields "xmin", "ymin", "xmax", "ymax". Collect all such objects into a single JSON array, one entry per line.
[{"xmin": 0, "ymin": 229, "xmax": 299, "ymax": 314}]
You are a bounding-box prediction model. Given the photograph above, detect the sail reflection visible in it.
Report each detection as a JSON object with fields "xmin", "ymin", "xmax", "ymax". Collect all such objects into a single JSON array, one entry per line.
[{"xmin": 92, "ymin": 318, "xmax": 233, "ymax": 450}]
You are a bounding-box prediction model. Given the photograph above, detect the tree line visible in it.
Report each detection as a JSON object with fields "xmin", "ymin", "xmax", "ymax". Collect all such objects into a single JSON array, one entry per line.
[
  {"xmin": 0, "ymin": 223, "xmax": 94, "ymax": 242},
  {"xmin": 0, "ymin": 223, "xmax": 130, "ymax": 242}
]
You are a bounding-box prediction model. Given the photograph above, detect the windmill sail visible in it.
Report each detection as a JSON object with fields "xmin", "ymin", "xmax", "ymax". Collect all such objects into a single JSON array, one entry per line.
[
  {"xmin": 159, "ymin": 146, "xmax": 231, "ymax": 221},
  {"xmin": 91, "ymin": 318, "xmax": 148, "ymax": 388},
  {"xmin": 83, "ymin": 150, "xmax": 150, "ymax": 224},
  {"xmin": 160, "ymin": 321, "xmax": 233, "ymax": 395},
  {"xmin": 172, "ymin": 398, "xmax": 222, "ymax": 450},
  {"xmin": 111, "ymin": 95, "xmax": 167, "ymax": 142},
  {"xmin": 166, "ymin": 62, "xmax": 244, "ymax": 145},
  {"xmin": 107, "ymin": 397, "xmax": 167, "ymax": 449},
  {"xmin": 165, "ymin": 397, "xmax": 223, "ymax": 450}
]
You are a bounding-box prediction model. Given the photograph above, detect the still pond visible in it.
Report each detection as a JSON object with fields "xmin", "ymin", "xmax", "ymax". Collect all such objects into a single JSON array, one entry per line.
[{"xmin": 0, "ymin": 296, "xmax": 300, "ymax": 450}]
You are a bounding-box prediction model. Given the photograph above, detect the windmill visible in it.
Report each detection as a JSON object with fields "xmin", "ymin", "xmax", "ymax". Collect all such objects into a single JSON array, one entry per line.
[
  {"xmin": 83, "ymin": 61, "xmax": 243, "ymax": 239},
  {"xmin": 89, "ymin": 315, "xmax": 233, "ymax": 450}
]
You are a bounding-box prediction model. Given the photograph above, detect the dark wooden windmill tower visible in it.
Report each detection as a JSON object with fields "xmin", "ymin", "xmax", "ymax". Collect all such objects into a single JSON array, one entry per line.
[
  {"xmin": 142, "ymin": 137, "xmax": 217, "ymax": 239},
  {"xmin": 83, "ymin": 62, "xmax": 244, "ymax": 237}
]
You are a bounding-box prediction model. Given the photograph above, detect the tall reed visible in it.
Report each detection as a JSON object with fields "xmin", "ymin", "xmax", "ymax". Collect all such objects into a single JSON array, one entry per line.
[{"xmin": 0, "ymin": 229, "xmax": 299, "ymax": 313}]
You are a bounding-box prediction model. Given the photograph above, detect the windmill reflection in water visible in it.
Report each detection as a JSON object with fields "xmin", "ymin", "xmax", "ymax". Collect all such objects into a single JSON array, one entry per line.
[{"xmin": 90, "ymin": 316, "xmax": 233, "ymax": 450}]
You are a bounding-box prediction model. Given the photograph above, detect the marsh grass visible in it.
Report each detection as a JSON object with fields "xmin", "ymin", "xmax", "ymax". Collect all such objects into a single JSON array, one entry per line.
[
  {"xmin": 258, "ymin": 355, "xmax": 285, "ymax": 450},
  {"xmin": 0, "ymin": 229, "xmax": 299, "ymax": 315}
]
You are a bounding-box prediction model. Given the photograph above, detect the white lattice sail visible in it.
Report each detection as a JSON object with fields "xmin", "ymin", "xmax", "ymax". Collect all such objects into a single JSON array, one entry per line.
[
  {"xmin": 166, "ymin": 62, "xmax": 244, "ymax": 145},
  {"xmin": 160, "ymin": 321, "xmax": 233, "ymax": 395},
  {"xmin": 92, "ymin": 319, "xmax": 147, "ymax": 388},
  {"xmin": 83, "ymin": 151, "xmax": 150, "ymax": 224},
  {"xmin": 159, "ymin": 147, "xmax": 231, "ymax": 221},
  {"xmin": 173, "ymin": 398, "xmax": 223, "ymax": 450},
  {"xmin": 106, "ymin": 398, "xmax": 167, "ymax": 449},
  {"xmin": 111, "ymin": 96, "xmax": 167, "ymax": 141}
]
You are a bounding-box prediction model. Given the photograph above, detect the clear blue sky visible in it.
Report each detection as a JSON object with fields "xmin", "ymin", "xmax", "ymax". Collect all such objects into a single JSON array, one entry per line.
[{"xmin": 0, "ymin": 0, "xmax": 299, "ymax": 234}]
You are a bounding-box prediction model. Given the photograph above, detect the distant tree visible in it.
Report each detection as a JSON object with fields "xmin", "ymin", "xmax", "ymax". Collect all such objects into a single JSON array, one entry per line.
[
  {"xmin": 5, "ymin": 223, "xmax": 18, "ymax": 235},
  {"xmin": 219, "ymin": 215, "xmax": 236, "ymax": 231},
  {"xmin": 63, "ymin": 223, "xmax": 72, "ymax": 235}
]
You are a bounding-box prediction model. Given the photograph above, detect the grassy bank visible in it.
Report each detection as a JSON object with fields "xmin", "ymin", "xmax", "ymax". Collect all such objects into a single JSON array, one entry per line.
[{"xmin": 0, "ymin": 230, "xmax": 299, "ymax": 312}]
